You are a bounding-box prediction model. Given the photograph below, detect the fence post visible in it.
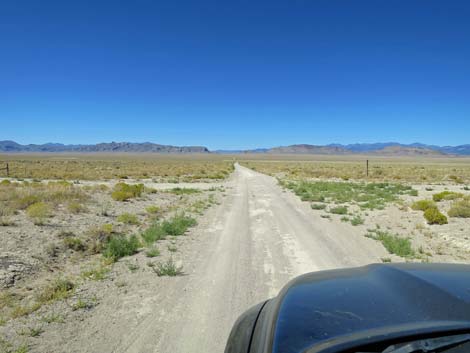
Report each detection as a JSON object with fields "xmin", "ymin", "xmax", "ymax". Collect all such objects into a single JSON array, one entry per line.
[{"xmin": 366, "ymin": 160, "xmax": 369, "ymax": 178}]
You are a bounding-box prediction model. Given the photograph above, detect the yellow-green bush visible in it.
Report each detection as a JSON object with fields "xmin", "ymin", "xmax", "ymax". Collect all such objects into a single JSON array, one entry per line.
[
  {"xmin": 117, "ymin": 213, "xmax": 140, "ymax": 225},
  {"xmin": 433, "ymin": 191, "xmax": 463, "ymax": 202},
  {"xmin": 448, "ymin": 199, "xmax": 470, "ymax": 218},
  {"xmin": 111, "ymin": 183, "xmax": 144, "ymax": 201},
  {"xmin": 411, "ymin": 199, "xmax": 436, "ymax": 211},
  {"xmin": 26, "ymin": 202, "xmax": 51, "ymax": 224},
  {"xmin": 423, "ymin": 208, "xmax": 448, "ymax": 225}
]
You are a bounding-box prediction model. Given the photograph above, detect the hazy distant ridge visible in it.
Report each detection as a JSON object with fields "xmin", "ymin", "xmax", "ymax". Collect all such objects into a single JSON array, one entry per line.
[
  {"xmin": 0, "ymin": 141, "xmax": 209, "ymax": 153},
  {"xmin": 219, "ymin": 143, "xmax": 470, "ymax": 155}
]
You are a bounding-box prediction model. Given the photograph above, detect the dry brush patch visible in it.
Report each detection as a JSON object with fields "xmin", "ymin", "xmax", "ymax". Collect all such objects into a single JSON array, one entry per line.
[
  {"xmin": 0, "ymin": 154, "xmax": 234, "ymax": 182},
  {"xmin": 240, "ymin": 157, "xmax": 470, "ymax": 184}
]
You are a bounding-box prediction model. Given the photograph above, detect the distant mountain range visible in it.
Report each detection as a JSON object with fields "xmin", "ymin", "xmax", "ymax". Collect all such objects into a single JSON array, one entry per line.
[
  {"xmin": 0, "ymin": 141, "xmax": 209, "ymax": 153},
  {"xmin": 217, "ymin": 143, "xmax": 470, "ymax": 156},
  {"xmin": 1, "ymin": 140, "xmax": 470, "ymax": 155}
]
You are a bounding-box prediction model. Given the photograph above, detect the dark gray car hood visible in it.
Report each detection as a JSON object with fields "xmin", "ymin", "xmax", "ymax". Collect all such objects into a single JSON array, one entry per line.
[{"xmin": 270, "ymin": 263, "xmax": 470, "ymax": 353}]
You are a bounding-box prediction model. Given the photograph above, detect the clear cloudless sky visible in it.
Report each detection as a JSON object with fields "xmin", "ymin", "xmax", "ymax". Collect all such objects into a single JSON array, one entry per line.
[{"xmin": 1, "ymin": 0, "xmax": 469, "ymax": 150}]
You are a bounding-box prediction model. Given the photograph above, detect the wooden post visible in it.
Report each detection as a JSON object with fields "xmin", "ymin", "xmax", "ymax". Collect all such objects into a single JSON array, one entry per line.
[
  {"xmin": 366, "ymin": 160, "xmax": 369, "ymax": 177},
  {"xmin": 6, "ymin": 163, "xmax": 9, "ymax": 177}
]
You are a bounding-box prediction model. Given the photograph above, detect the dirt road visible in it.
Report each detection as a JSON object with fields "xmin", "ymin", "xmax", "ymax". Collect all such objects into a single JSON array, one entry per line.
[{"xmin": 105, "ymin": 164, "xmax": 385, "ymax": 353}]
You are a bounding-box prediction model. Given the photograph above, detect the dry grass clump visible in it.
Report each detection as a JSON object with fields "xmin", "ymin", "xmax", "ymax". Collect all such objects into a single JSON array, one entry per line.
[
  {"xmin": 37, "ymin": 278, "xmax": 75, "ymax": 304},
  {"xmin": 86, "ymin": 224, "xmax": 115, "ymax": 254},
  {"xmin": 67, "ymin": 201, "xmax": 88, "ymax": 214},
  {"xmin": 448, "ymin": 199, "xmax": 470, "ymax": 218},
  {"xmin": 117, "ymin": 213, "xmax": 140, "ymax": 225},
  {"xmin": 0, "ymin": 181, "xmax": 90, "ymax": 225}
]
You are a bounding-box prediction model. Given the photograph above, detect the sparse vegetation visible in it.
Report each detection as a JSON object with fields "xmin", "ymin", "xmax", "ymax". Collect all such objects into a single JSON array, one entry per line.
[
  {"xmin": 72, "ymin": 297, "xmax": 95, "ymax": 311},
  {"xmin": 423, "ymin": 208, "xmax": 448, "ymax": 225},
  {"xmin": 329, "ymin": 206, "xmax": 348, "ymax": 215},
  {"xmin": 350, "ymin": 215, "xmax": 364, "ymax": 226},
  {"xmin": 102, "ymin": 235, "xmax": 140, "ymax": 261},
  {"xmin": 117, "ymin": 213, "xmax": 140, "ymax": 225},
  {"xmin": 366, "ymin": 230, "xmax": 415, "ymax": 258},
  {"xmin": 240, "ymin": 159, "xmax": 470, "ymax": 184},
  {"xmin": 81, "ymin": 264, "xmax": 110, "ymax": 281},
  {"xmin": 0, "ymin": 155, "xmax": 233, "ymax": 181},
  {"xmin": 448, "ymin": 199, "xmax": 470, "ymax": 218},
  {"xmin": 41, "ymin": 313, "xmax": 64, "ymax": 324},
  {"xmin": 411, "ymin": 199, "xmax": 436, "ymax": 211},
  {"xmin": 283, "ymin": 180, "xmax": 416, "ymax": 210},
  {"xmin": 145, "ymin": 205, "xmax": 161, "ymax": 215},
  {"xmin": 432, "ymin": 191, "xmax": 463, "ymax": 202},
  {"xmin": 26, "ymin": 202, "xmax": 51, "ymax": 225},
  {"xmin": 63, "ymin": 237, "xmax": 86, "ymax": 251},
  {"xmin": 145, "ymin": 247, "xmax": 160, "ymax": 257},
  {"xmin": 160, "ymin": 214, "xmax": 197, "ymax": 236},
  {"xmin": 167, "ymin": 244, "xmax": 178, "ymax": 252},
  {"xmin": 67, "ymin": 201, "xmax": 87, "ymax": 214},
  {"xmin": 111, "ymin": 183, "xmax": 144, "ymax": 201},
  {"xmin": 168, "ymin": 187, "xmax": 200, "ymax": 195},
  {"xmin": 311, "ymin": 203, "xmax": 326, "ymax": 210},
  {"xmin": 141, "ymin": 224, "xmax": 166, "ymax": 245},
  {"xmin": 87, "ymin": 224, "xmax": 115, "ymax": 254},
  {"xmin": 37, "ymin": 278, "xmax": 75, "ymax": 304},
  {"xmin": 153, "ymin": 258, "xmax": 183, "ymax": 276}
]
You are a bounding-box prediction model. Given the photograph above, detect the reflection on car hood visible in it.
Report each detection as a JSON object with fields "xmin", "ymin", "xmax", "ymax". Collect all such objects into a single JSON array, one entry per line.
[{"xmin": 272, "ymin": 263, "xmax": 470, "ymax": 353}]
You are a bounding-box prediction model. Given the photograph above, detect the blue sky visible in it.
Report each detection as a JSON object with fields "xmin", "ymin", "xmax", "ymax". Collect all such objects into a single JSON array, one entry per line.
[{"xmin": 1, "ymin": 0, "xmax": 469, "ymax": 150}]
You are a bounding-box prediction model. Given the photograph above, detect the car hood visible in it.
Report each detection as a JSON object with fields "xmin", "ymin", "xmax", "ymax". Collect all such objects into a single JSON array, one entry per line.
[{"xmin": 270, "ymin": 263, "xmax": 470, "ymax": 353}]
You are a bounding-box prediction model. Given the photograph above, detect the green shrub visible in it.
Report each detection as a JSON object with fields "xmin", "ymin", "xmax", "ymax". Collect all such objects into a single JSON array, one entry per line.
[
  {"xmin": 350, "ymin": 215, "xmax": 364, "ymax": 226},
  {"xmin": 103, "ymin": 235, "xmax": 140, "ymax": 261},
  {"xmin": 141, "ymin": 224, "xmax": 166, "ymax": 245},
  {"xmin": 117, "ymin": 213, "xmax": 140, "ymax": 225},
  {"xmin": 311, "ymin": 203, "xmax": 326, "ymax": 210},
  {"xmin": 367, "ymin": 231, "xmax": 415, "ymax": 257},
  {"xmin": 329, "ymin": 206, "xmax": 348, "ymax": 215},
  {"xmin": 161, "ymin": 214, "xmax": 197, "ymax": 235},
  {"xmin": 423, "ymin": 208, "xmax": 448, "ymax": 225},
  {"xmin": 111, "ymin": 183, "xmax": 144, "ymax": 201},
  {"xmin": 411, "ymin": 199, "xmax": 436, "ymax": 211},
  {"xmin": 153, "ymin": 258, "xmax": 183, "ymax": 276},
  {"xmin": 448, "ymin": 199, "xmax": 470, "ymax": 218},
  {"xmin": 432, "ymin": 191, "xmax": 463, "ymax": 202},
  {"xmin": 26, "ymin": 202, "xmax": 51, "ymax": 225},
  {"xmin": 169, "ymin": 187, "xmax": 200, "ymax": 195}
]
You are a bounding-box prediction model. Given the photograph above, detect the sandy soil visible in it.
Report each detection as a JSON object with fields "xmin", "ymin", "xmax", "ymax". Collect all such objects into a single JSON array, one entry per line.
[{"xmin": 1, "ymin": 164, "xmax": 468, "ymax": 352}]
